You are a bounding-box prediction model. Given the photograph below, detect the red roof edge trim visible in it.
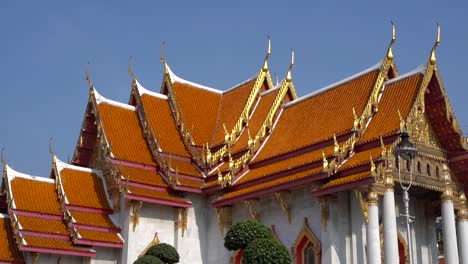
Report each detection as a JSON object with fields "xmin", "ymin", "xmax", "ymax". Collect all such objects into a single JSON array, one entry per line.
[
  {"xmin": 12, "ymin": 210, "xmax": 62, "ymax": 220},
  {"xmin": 173, "ymin": 185, "xmax": 203, "ymax": 194},
  {"xmin": 19, "ymin": 231, "xmax": 69, "ymax": 241},
  {"xmin": 72, "ymin": 223, "xmax": 120, "ymax": 233},
  {"xmin": 19, "ymin": 246, "xmax": 95, "ymax": 257},
  {"xmin": 202, "ymin": 184, "xmax": 222, "ymax": 194},
  {"xmin": 212, "ymin": 172, "xmax": 328, "ymax": 207},
  {"xmin": 110, "ymin": 158, "xmax": 157, "ymax": 171},
  {"xmin": 312, "ymin": 177, "xmax": 374, "ymax": 197},
  {"xmin": 125, "ymin": 181, "xmax": 169, "ymax": 192},
  {"xmin": 63, "ymin": 205, "xmax": 112, "ymax": 215},
  {"xmin": 124, "ymin": 194, "xmax": 191, "ymax": 208},
  {"xmin": 73, "ymin": 239, "xmax": 123, "ymax": 248}
]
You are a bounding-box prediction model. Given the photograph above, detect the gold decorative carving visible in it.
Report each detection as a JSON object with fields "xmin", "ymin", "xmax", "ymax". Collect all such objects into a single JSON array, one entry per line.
[
  {"xmin": 367, "ymin": 191, "xmax": 379, "ymax": 207},
  {"xmin": 292, "ymin": 218, "xmax": 321, "ymax": 264},
  {"xmin": 354, "ymin": 190, "xmax": 369, "ymax": 223},
  {"xmin": 275, "ymin": 193, "xmax": 291, "ymax": 224},
  {"xmin": 138, "ymin": 233, "xmax": 160, "ymax": 257},
  {"xmin": 175, "ymin": 208, "xmax": 188, "ymax": 237},
  {"xmin": 31, "ymin": 252, "xmax": 40, "ymax": 264},
  {"xmin": 217, "ymin": 168, "xmax": 232, "ymax": 188},
  {"xmin": 318, "ymin": 198, "xmax": 329, "ymax": 231},
  {"xmin": 130, "ymin": 201, "xmax": 143, "ymax": 232},
  {"xmin": 244, "ymin": 200, "xmax": 259, "ymax": 221},
  {"xmin": 216, "ymin": 207, "xmax": 233, "ymax": 235}
]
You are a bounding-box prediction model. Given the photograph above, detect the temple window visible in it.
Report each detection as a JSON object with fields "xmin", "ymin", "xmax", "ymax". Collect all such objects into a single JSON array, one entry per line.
[
  {"xmin": 417, "ymin": 161, "xmax": 422, "ymax": 173},
  {"xmin": 436, "ymin": 166, "xmax": 440, "ymax": 178},
  {"xmin": 427, "ymin": 164, "xmax": 431, "ymax": 176},
  {"xmin": 293, "ymin": 218, "xmax": 321, "ymax": 264}
]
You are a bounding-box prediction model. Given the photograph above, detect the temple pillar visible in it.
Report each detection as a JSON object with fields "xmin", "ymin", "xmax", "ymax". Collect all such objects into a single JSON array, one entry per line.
[
  {"xmin": 441, "ymin": 188, "xmax": 459, "ymax": 264},
  {"xmin": 366, "ymin": 191, "xmax": 381, "ymax": 264},
  {"xmin": 382, "ymin": 177, "xmax": 398, "ymax": 264},
  {"xmin": 457, "ymin": 195, "xmax": 468, "ymax": 264}
]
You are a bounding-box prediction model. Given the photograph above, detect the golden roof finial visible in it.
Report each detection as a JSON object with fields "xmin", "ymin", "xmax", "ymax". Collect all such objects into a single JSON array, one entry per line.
[
  {"xmin": 286, "ymin": 49, "xmax": 295, "ymax": 81},
  {"xmin": 48, "ymin": 137, "xmax": 57, "ymax": 162},
  {"xmin": 430, "ymin": 22, "xmax": 441, "ymax": 65},
  {"xmin": 85, "ymin": 62, "xmax": 94, "ymax": 88},
  {"xmin": 160, "ymin": 41, "xmax": 169, "ymax": 74},
  {"xmin": 386, "ymin": 21, "xmax": 396, "ymax": 59},
  {"xmin": 274, "ymin": 72, "xmax": 279, "ymax": 86},
  {"xmin": 1, "ymin": 147, "xmax": 6, "ymax": 165},
  {"xmin": 128, "ymin": 56, "xmax": 136, "ymax": 80},
  {"xmin": 262, "ymin": 35, "xmax": 272, "ymax": 71}
]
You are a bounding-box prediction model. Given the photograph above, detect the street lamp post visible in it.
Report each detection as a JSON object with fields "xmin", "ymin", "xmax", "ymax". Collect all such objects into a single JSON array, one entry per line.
[{"xmin": 393, "ymin": 131, "xmax": 417, "ymax": 264}]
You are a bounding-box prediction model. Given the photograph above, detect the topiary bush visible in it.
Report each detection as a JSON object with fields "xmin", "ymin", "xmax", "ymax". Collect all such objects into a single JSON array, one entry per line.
[
  {"xmin": 242, "ymin": 238, "xmax": 291, "ymax": 264},
  {"xmin": 146, "ymin": 243, "xmax": 180, "ymax": 264},
  {"xmin": 224, "ymin": 220, "xmax": 274, "ymax": 251},
  {"xmin": 133, "ymin": 255, "xmax": 164, "ymax": 264}
]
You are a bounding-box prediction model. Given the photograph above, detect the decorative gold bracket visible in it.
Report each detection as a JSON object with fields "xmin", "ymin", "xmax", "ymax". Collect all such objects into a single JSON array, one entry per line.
[
  {"xmin": 354, "ymin": 190, "xmax": 369, "ymax": 223},
  {"xmin": 32, "ymin": 252, "xmax": 40, "ymax": 264},
  {"xmin": 244, "ymin": 200, "xmax": 259, "ymax": 221},
  {"xmin": 216, "ymin": 207, "xmax": 232, "ymax": 236},
  {"xmin": 318, "ymin": 198, "xmax": 329, "ymax": 231},
  {"xmin": 130, "ymin": 201, "xmax": 143, "ymax": 232},
  {"xmin": 275, "ymin": 193, "xmax": 291, "ymax": 224},
  {"xmin": 176, "ymin": 208, "xmax": 188, "ymax": 237}
]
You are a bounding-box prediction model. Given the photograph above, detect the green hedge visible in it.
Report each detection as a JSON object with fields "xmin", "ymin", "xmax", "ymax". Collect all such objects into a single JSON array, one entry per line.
[
  {"xmin": 242, "ymin": 238, "xmax": 291, "ymax": 264},
  {"xmin": 133, "ymin": 255, "xmax": 164, "ymax": 264},
  {"xmin": 224, "ymin": 220, "xmax": 274, "ymax": 251},
  {"xmin": 146, "ymin": 243, "xmax": 180, "ymax": 264}
]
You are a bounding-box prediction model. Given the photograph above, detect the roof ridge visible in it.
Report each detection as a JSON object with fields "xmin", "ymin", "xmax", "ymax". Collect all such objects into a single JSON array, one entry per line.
[
  {"xmin": 135, "ymin": 79, "xmax": 168, "ymax": 99},
  {"xmin": 93, "ymin": 88, "xmax": 136, "ymax": 111},
  {"xmin": 284, "ymin": 60, "xmax": 383, "ymax": 108},
  {"xmin": 166, "ymin": 64, "xmax": 222, "ymax": 94},
  {"xmin": 222, "ymin": 74, "xmax": 257, "ymax": 94},
  {"xmin": 384, "ymin": 61, "xmax": 427, "ymax": 86},
  {"xmin": 6, "ymin": 165, "xmax": 53, "ymax": 184}
]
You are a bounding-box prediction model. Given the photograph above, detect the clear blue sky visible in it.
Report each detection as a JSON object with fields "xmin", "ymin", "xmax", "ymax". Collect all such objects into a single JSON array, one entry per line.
[{"xmin": 1, "ymin": 1, "xmax": 467, "ymax": 176}]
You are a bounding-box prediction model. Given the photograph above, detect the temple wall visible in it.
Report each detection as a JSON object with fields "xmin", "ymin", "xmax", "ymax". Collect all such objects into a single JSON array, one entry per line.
[
  {"xmin": 23, "ymin": 253, "xmax": 84, "ymax": 264},
  {"xmin": 92, "ymin": 247, "xmax": 119, "ymax": 264},
  {"xmin": 205, "ymin": 195, "xmax": 231, "ymax": 264},
  {"xmin": 119, "ymin": 200, "xmax": 176, "ymax": 264}
]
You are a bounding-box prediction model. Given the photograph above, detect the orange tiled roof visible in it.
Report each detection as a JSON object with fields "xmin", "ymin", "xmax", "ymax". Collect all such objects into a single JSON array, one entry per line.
[
  {"xmin": 255, "ymin": 70, "xmax": 380, "ymax": 162},
  {"xmin": 22, "ymin": 235, "xmax": 91, "ymax": 252},
  {"xmin": 217, "ymin": 167, "xmax": 323, "ymax": 202},
  {"xmin": 172, "ymin": 82, "xmax": 222, "ymax": 144},
  {"xmin": 141, "ymin": 94, "xmax": 190, "ymax": 157},
  {"xmin": 117, "ymin": 165, "xmax": 167, "ymax": 187},
  {"xmin": 211, "ymin": 79, "xmax": 259, "ymax": 145},
  {"xmin": 170, "ymin": 159, "xmax": 202, "ymax": 177},
  {"xmin": 231, "ymin": 88, "xmax": 280, "ymax": 153},
  {"xmin": 69, "ymin": 211, "xmax": 117, "ymax": 229},
  {"xmin": 320, "ymin": 171, "xmax": 371, "ymax": 190},
  {"xmin": 127, "ymin": 186, "xmax": 189, "ymax": 203},
  {"xmin": 338, "ymin": 146, "xmax": 385, "ymax": 172},
  {"xmin": 10, "ymin": 177, "xmax": 61, "ymax": 215},
  {"xmin": 76, "ymin": 229, "xmax": 122, "ymax": 244},
  {"xmin": 177, "ymin": 178, "xmax": 204, "ymax": 188},
  {"xmin": 98, "ymin": 102, "xmax": 155, "ymax": 166},
  {"xmin": 0, "ymin": 217, "xmax": 23, "ymax": 262},
  {"xmin": 236, "ymin": 145, "xmax": 334, "ymax": 185},
  {"xmin": 60, "ymin": 168, "xmax": 111, "ymax": 210},
  {"xmin": 16, "ymin": 215, "xmax": 68, "ymax": 235},
  {"xmin": 361, "ymin": 74, "xmax": 423, "ymax": 143}
]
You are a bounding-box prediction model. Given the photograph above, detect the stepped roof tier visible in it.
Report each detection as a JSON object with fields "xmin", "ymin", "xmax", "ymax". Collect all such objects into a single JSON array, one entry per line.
[{"xmin": 1, "ymin": 28, "xmax": 468, "ymax": 260}]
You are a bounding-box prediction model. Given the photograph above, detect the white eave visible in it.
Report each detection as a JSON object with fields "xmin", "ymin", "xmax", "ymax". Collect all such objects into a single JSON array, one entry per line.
[
  {"xmin": 135, "ymin": 79, "xmax": 168, "ymax": 100},
  {"xmin": 284, "ymin": 60, "xmax": 384, "ymax": 108},
  {"xmin": 384, "ymin": 61, "xmax": 427, "ymax": 86},
  {"xmin": 166, "ymin": 64, "xmax": 223, "ymax": 94},
  {"xmin": 93, "ymin": 87, "xmax": 136, "ymax": 111}
]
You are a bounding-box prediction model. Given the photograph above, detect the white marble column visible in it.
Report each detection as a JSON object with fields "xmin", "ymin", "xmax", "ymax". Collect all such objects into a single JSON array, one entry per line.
[
  {"xmin": 366, "ymin": 191, "xmax": 381, "ymax": 264},
  {"xmin": 441, "ymin": 189, "xmax": 459, "ymax": 264},
  {"xmin": 382, "ymin": 177, "xmax": 398, "ymax": 264},
  {"xmin": 457, "ymin": 195, "xmax": 468, "ymax": 264}
]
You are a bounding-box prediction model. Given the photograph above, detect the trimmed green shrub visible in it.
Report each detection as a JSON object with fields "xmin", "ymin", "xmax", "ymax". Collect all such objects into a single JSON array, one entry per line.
[
  {"xmin": 242, "ymin": 238, "xmax": 291, "ymax": 264},
  {"xmin": 146, "ymin": 243, "xmax": 180, "ymax": 264},
  {"xmin": 133, "ymin": 255, "xmax": 164, "ymax": 264},
  {"xmin": 224, "ymin": 220, "xmax": 274, "ymax": 250}
]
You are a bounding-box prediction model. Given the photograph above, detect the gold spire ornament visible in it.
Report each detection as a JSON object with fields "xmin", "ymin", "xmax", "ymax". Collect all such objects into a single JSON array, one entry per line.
[
  {"xmin": 160, "ymin": 41, "xmax": 170, "ymax": 74},
  {"xmin": 430, "ymin": 23, "xmax": 441, "ymax": 65},
  {"xmin": 85, "ymin": 62, "xmax": 94, "ymax": 88},
  {"xmin": 386, "ymin": 21, "xmax": 396, "ymax": 59},
  {"xmin": 1, "ymin": 147, "xmax": 6, "ymax": 165},
  {"xmin": 262, "ymin": 35, "xmax": 272, "ymax": 71},
  {"xmin": 286, "ymin": 49, "xmax": 295, "ymax": 81},
  {"xmin": 128, "ymin": 56, "xmax": 136, "ymax": 80}
]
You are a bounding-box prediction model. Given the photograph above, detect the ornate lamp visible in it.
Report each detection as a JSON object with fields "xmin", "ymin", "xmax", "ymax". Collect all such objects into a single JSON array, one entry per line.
[{"xmin": 393, "ymin": 130, "xmax": 417, "ymax": 264}]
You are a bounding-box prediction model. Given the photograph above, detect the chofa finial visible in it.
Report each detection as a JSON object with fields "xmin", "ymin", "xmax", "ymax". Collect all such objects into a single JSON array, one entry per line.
[
  {"xmin": 128, "ymin": 56, "xmax": 136, "ymax": 80},
  {"xmin": 85, "ymin": 62, "xmax": 93, "ymax": 88},
  {"xmin": 1, "ymin": 147, "xmax": 6, "ymax": 165},
  {"xmin": 430, "ymin": 22, "xmax": 441, "ymax": 65},
  {"xmin": 48, "ymin": 137, "xmax": 54, "ymax": 155},
  {"xmin": 386, "ymin": 21, "xmax": 396, "ymax": 59},
  {"xmin": 286, "ymin": 49, "xmax": 295, "ymax": 81},
  {"xmin": 262, "ymin": 35, "xmax": 272, "ymax": 71},
  {"xmin": 160, "ymin": 41, "xmax": 169, "ymax": 74}
]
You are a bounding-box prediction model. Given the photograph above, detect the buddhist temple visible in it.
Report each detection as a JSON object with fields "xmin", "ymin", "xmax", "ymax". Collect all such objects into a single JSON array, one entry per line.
[{"xmin": 1, "ymin": 25, "xmax": 467, "ymax": 264}]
